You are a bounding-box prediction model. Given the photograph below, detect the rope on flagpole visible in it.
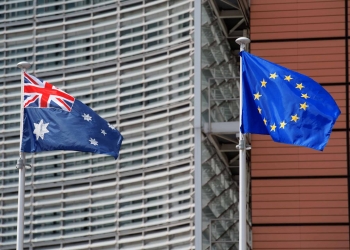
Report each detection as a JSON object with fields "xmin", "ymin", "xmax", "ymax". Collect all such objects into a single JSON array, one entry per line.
[{"xmin": 16, "ymin": 61, "xmax": 32, "ymax": 250}]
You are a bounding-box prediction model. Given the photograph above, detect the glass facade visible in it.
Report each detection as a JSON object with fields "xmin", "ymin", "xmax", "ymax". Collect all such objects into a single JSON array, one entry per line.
[
  {"xmin": 0, "ymin": 0, "xmax": 195, "ymax": 249},
  {"xmin": 197, "ymin": 1, "xmax": 252, "ymax": 249}
]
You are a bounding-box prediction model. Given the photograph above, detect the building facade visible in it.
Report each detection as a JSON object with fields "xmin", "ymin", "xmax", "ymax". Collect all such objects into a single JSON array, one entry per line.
[
  {"xmin": 2, "ymin": 0, "xmax": 345, "ymax": 249},
  {"xmin": 1, "ymin": 0, "xmax": 196, "ymax": 249},
  {"xmin": 196, "ymin": 1, "xmax": 251, "ymax": 249},
  {"xmin": 250, "ymin": 0, "xmax": 350, "ymax": 249}
]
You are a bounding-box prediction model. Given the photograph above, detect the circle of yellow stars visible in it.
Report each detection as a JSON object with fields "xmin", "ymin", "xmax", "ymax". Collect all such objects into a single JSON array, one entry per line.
[{"xmin": 253, "ymin": 73, "xmax": 310, "ymax": 132}]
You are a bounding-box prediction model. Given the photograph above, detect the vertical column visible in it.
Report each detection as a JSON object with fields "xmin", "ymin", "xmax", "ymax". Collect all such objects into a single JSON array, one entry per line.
[{"xmin": 194, "ymin": 0, "xmax": 202, "ymax": 249}]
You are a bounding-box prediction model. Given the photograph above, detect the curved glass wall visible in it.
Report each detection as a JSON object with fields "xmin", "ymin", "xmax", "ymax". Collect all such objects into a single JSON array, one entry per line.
[{"xmin": 0, "ymin": 0, "xmax": 195, "ymax": 249}]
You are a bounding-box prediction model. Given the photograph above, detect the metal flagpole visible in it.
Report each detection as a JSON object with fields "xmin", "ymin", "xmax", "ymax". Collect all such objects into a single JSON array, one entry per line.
[
  {"xmin": 235, "ymin": 37, "xmax": 250, "ymax": 250},
  {"xmin": 16, "ymin": 61, "xmax": 31, "ymax": 250}
]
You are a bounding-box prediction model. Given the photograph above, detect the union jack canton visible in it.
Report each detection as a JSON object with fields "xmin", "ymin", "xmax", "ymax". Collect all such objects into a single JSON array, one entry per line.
[{"xmin": 24, "ymin": 72, "xmax": 75, "ymax": 111}]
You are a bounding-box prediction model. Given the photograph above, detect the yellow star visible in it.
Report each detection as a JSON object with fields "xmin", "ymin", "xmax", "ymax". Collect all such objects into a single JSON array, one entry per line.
[
  {"xmin": 263, "ymin": 118, "xmax": 267, "ymax": 125},
  {"xmin": 301, "ymin": 93, "xmax": 310, "ymax": 99},
  {"xmin": 280, "ymin": 121, "xmax": 287, "ymax": 129},
  {"xmin": 300, "ymin": 102, "xmax": 308, "ymax": 111},
  {"xmin": 254, "ymin": 92, "xmax": 262, "ymax": 100},
  {"xmin": 257, "ymin": 106, "xmax": 262, "ymax": 114},
  {"xmin": 270, "ymin": 123, "xmax": 276, "ymax": 132},
  {"xmin": 291, "ymin": 114, "xmax": 299, "ymax": 122},
  {"xmin": 296, "ymin": 83, "xmax": 304, "ymax": 90},
  {"xmin": 261, "ymin": 79, "xmax": 267, "ymax": 87},
  {"xmin": 284, "ymin": 75, "xmax": 293, "ymax": 82},
  {"xmin": 269, "ymin": 72, "xmax": 278, "ymax": 79}
]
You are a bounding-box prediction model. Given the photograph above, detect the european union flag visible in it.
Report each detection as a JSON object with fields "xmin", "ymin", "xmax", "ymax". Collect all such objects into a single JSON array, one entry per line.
[
  {"xmin": 240, "ymin": 51, "xmax": 340, "ymax": 151},
  {"xmin": 21, "ymin": 73, "xmax": 123, "ymax": 159}
]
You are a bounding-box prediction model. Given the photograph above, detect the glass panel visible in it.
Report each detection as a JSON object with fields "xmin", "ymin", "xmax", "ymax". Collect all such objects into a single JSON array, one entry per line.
[{"xmin": 199, "ymin": 1, "xmax": 250, "ymax": 249}]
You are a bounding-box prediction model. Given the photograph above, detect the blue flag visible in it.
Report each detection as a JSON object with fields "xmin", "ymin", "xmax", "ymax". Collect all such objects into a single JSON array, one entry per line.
[
  {"xmin": 240, "ymin": 51, "xmax": 340, "ymax": 151},
  {"xmin": 21, "ymin": 73, "xmax": 123, "ymax": 159}
]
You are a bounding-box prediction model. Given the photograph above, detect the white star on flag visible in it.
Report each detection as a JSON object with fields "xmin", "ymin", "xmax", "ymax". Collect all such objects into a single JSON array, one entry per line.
[
  {"xmin": 33, "ymin": 119, "xmax": 50, "ymax": 140},
  {"xmin": 101, "ymin": 129, "xmax": 107, "ymax": 136},
  {"xmin": 89, "ymin": 138, "xmax": 98, "ymax": 146},
  {"xmin": 108, "ymin": 123, "xmax": 116, "ymax": 130},
  {"xmin": 82, "ymin": 113, "xmax": 92, "ymax": 121}
]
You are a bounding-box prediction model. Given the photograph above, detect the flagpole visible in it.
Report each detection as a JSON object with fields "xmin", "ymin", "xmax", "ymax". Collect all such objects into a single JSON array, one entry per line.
[
  {"xmin": 16, "ymin": 61, "xmax": 31, "ymax": 250},
  {"xmin": 236, "ymin": 37, "xmax": 250, "ymax": 250}
]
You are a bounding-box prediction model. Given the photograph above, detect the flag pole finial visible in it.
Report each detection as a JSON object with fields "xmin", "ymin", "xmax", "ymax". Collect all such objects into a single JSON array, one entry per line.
[
  {"xmin": 235, "ymin": 37, "xmax": 250, "ymax": 51},
  {"xmin": 17, "ymin": 61, "xmax": 31, "ymax": 70}
]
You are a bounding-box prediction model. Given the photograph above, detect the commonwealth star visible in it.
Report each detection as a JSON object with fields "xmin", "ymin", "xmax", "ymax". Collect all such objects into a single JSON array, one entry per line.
[{"xmin": 33, "ymin": 119, "xmax": 50, "ymax": 140}]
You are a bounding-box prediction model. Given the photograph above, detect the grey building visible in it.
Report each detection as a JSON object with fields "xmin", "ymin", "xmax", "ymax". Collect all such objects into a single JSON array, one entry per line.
[{"xmin": 0, "ymin": 0, "xmax": 251, "ymax": 249}]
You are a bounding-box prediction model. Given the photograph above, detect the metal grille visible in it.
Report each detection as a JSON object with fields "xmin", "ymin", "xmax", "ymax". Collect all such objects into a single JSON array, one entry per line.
[{"xmin": 199, "ymin": 2, "xmax": 252, "ymax": 249}]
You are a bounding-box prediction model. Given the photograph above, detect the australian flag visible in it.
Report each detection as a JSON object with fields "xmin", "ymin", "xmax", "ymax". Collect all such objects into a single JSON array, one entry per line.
[
  {"xmin": 21, "ymin": 72, "xmax": 123, "ymax": 159},
  {"xmin": 240, "ymin": 51, "xmax": 341, "ymax": 151}
]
